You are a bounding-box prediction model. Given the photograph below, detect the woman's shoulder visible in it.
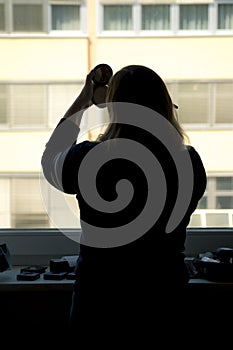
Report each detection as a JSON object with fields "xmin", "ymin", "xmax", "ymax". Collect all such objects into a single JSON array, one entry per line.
[
  {"xmin": 182, "ymin": 144, "xmax": 206, "ymax": 174},
  {"xmin": 184, "ymin": 144, "xmax": 204, "ymax": 162},
  {"xmin": 184, "ymin": 144, "xmax": 207, "ymax": 180},
  {"xmin": 78, "ymin": 140, "xmax": 100, "ymax": 148},
  {"xmin": 74, "ymin": 140, "xmax": 100, "ymax": 153},
  {"xmin": 67, "ymin": 140, "xmax": 100, "ymax": 163},
  {"xmin": 184, "ymin": 144, "xmax": 202, "ymax": 157}
]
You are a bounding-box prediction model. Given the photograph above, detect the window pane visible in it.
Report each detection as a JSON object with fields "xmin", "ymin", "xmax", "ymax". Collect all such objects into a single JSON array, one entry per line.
[
  {"xmin": 0, "ymin": 4, "xmax": 5, "ymax": 32},
  {"xmin": 180, "ymin": 5, "xmax": 208, "ymax": 30},
  {"xmin": 142, "ymin": 5, "xmax": 170, "ymax": 30},
  {"xmin": 215, "ymin": 83, "xmax": 233, "ymax": 123},
  {"xmin": 168, "ymin": 83, "xmax": 209, "ymax": 124},
  {"xmin": 13, "ymin": 213, "xmax": 49, "ymax": 228},
  {"xmin": 0, "ymin": 179, "xmax": 10, "ymax": 227},
  {"xmin": 218, "ymin": 4, "xmax": 233, "ymax": 29},
  {"xmin": 197, "ymin": 196, "xmax": 207, "ymax": 209},
  {"xmin": 52, "ymin": 5, "xmax": 80, "ymax": 30},
  {"xmin": 13, "ymin": 5, "xmax": 43, "ymax": 32},
  {"xmin": 189, "ymin": 214, "xmax": 202, "ymax": 227},
  {"xmin": 11, "ymin": 178, "xmax": 45, "ymax": 213},
  {"xmin": 216, "ymin": 177, "xmax": 233, "ymax": 191},
  {"xmin": 49, "ymin": 84, "xmax": 82, "ymax": 126},
  {"xmin": 104, "ymin": 5, "xmax": 132, "ymax": 30},
  {"xmin": 0, "ymin": 85, "xmax": 7, "ymax": 124},
  {"xmin": 0, "ymin": 84, "xmax": 84, "ymax": 129},
  {"xmin": 216, "ymin": 197, "xmax": 233, "ymax": 209},
  {"xmin": 10, "ymin": 85, "xmax": 47, "ymax": 126},
  {"xmin": 206, "ymin": 213, "xmax": 229, "ymax": 226},
  {"xmin": 11, "ymin": 178, "xmax": 49, "ymax": 228}
]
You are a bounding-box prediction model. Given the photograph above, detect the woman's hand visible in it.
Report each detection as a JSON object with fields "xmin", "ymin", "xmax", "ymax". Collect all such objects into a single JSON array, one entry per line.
[
  {"xmin": 63, "ymin": 69, "xmax": 95, "ymax": 120},
  {"xmin": 76, "ymin": 69, "xmax": 95, "ymax": 110}
]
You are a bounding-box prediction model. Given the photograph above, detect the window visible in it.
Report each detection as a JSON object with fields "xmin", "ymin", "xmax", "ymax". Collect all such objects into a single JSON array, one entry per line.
[
  {"xmin": 0, "ymin": 175, "xmax": 81, "ymax": 229},
  {"xmin": 0, "ymin": 4, "xmax": 5, "ymax": 32},
  {"xmin": 0, "ymin": 0, "xmax": 232, "ymax": 264},
  {"xmin": 11, "ymin": 85, "xmax": 47, "ymax": 126},
  {"xmin": 190, "ymin": 176, "xmax": 233, "ymax": 227},
  {"xmin": 13, "ymin": 4, "xmax": 43, "ymax": 32},
  {"xmin": 0, "ymin": 0, "xmax": 84, "ymax": 34},
  {"xmin": 168, "ymin": 83, "xmax": 210, "ymax": 125},
  {"xmin": 99, "ymin": 1, "xmax": 233, "ymax": 35},
  {"xmin": 0, "ymin": 83, "xmax": 82, "ymax": 128},
  {"xmin": 179, "ymin": 5, "xmax": 208, "ymax": 30},
  {"xmin": 215, "ymin": 177, "xmax": 233, "ymax": 208},
  {"xmin": 0, "ymin": 176, "xmax": 49, "ymax": 228},
  {"xmin": 51, "ymin": 4, "xmax": 80, "ymax": 31},
  {"xmin": 218, "ymin": 3, "xmax": 233, "ymax": 29},
  {"xmin": 103, "ymin": 5, "xmax": 132, "ymax": 30},
  {"xmin": 198, "ymin": 176, "xmax": 233, "ymax": 209},
  {"xmin": 11, "ymin": 177, "xmax": 49, "ymax": 228},
  {"xmin": 141, "ymin": 5, "xmax": 170, "ymax": 30},
  {"xmin": 215, "ymin": 83, "xmax": 233, "ymax": 123},
  {"xmin": 167, "ymin": 81, "xmax": 233, "ymax": 127},
  {"xmin": 0, "ymin": 85, "xmax": 7, "ymax": 123}
]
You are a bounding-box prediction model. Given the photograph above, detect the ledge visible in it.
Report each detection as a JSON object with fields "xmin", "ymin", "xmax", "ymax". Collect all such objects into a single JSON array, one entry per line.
[
  {"xmin": 1, "ymin": 266, "xmax": 233, "ymax": 292},
  {"xmin": 0, "ymin": 266, "xmax": 73, "ymax": 292}
]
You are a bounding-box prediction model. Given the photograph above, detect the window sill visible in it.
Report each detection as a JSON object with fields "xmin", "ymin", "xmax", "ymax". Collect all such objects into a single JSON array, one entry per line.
[
  {"xmin": 1, "ymin": 266, "xmax": 233, "ymax": 293},
  {"xmin": 0, "ymin": 227, "xmax": 233, "ymax": 265},
  {"xmin": 0, "ymin": 266, "xmax": 73, "ymax": 292}
]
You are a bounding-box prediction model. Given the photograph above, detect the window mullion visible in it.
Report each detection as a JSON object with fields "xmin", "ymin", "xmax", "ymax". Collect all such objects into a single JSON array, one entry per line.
[
  {"xmin": 43, "ymin": 0, "xmax": 49, "ymax": 33},
  {"xmin": 209, "ymin": 2, "xmax": 217, "ymax": 34},
  {"xmin": 5, "ymin": 0, "xmax": 12, "ymax": 33},
  {"xmin": 80, "ymin": 1, "xmax": 87, "ymax": 34},
  {"xmin": 208, "ymin": 177, "xmax": 216, "ymax": 209},
  {"xmin": 209, "ymin": 83, "xmax": 216, "ymax": 127},
  {"xmin": 9, "ymin": 84, "xmax": 13, "ymax": 128},
  {"xmin": 171, "ymin": 3, "xmax": 179, "ymax": 35},
  {"xmin": 46, "ymin": 83, "xmax": 49, "ymax": 128},
  {"xmin": 133, "ymin": 2, "xmax": 140, "ymax": 35},
  {"xmin": 97, "ymin": 3, "xmax": 103, "ymax": 35}
]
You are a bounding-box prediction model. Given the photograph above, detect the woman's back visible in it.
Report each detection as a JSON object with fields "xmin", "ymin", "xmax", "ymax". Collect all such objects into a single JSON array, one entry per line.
[{"xmin": 41, "ymin": 64, "xmax": 207, "ymax": 333}]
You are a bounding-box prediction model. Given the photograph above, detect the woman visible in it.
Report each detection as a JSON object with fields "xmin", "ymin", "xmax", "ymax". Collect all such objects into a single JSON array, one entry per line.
[{"xmin": 41, "ymin": 65, "xmax": 206, "ymax": 335}]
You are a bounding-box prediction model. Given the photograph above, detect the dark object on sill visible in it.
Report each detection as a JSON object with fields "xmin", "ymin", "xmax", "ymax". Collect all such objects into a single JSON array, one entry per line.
[
  {"xmin": 0, "ymin": 243, "xmax": 12, "ymax": 272},
  {"xmin": 17, "ymin": 271, "xmax": 40, "ymax": 281},
  {"xmin": 43, "ymin": 272, "xmax": 67, "ymax": 280},
  {"xmin": 50, "ymin": 258, "xmax": 71, "ymax": 273},
  {"xmin": 20, "ymin": 265, "xmax": 47, "ymax": 274},
  {"xmin": 66, "ymin": 272, "xmax": 76, "ymax": 280},
  {"xmin": 192, "ymin": 246, "xmax": 233, "ymax": 282},
  {"xmin": 184, "ymin": 257, "xmax": 199, "ymax": 278},
  {"xmin": 215, "ymin": 247, "xmax": 233, "ymax": 264},
  {"xmin": 50, "ymin": 258, "xmax": 76, "ymax": 273}
]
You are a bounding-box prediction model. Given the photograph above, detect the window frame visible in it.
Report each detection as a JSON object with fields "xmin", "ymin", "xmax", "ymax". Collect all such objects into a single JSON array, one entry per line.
[
  {"xmin": 0, "ymin": 81, "xmax": 83, "ymax": 130},
  {"xmin": 97, "ymin": 1, "xmax": 233, "ymax": 37},
  {"xmin": 216, "ymin": 0, "xmax": 233, "ymax": 35},
  {"xmin": 98, "ymin": 2, "xmax": 136, "ymax": 37},
  {"xmin": 177, "ymin": 3, "xmax": 211, "ymax": 35},
  {"xmin": 207, "ymin": 174, "xmax": 233, "ymax": 209},
  {"xmin": 0, "ymin": 0, "xmax": 87, "ymax": 37},
  {"xmin": 0, "ymin": 173, "xmax": 232, "ymax": 265},
  {"xmin": 166, "ymin": 79, "xmax": 233, "ymax": 130}
]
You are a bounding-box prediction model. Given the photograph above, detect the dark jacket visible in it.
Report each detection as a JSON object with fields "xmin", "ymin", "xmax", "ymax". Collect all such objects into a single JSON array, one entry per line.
[{"xmin": 41, "ymin": 116, "xmax": 207, "ymax": 325}]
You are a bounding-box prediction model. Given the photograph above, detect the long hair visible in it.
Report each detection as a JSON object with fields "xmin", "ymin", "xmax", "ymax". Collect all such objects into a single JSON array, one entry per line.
[{"xmin": 97, "ymin": 65, "xmax": 188, "ymax": 143}]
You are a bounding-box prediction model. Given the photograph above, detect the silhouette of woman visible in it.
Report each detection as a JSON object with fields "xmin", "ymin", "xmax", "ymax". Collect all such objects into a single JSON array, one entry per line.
[{"xmin": 41, "ymin": 65, "xmax": 206, "ymax": 337}]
